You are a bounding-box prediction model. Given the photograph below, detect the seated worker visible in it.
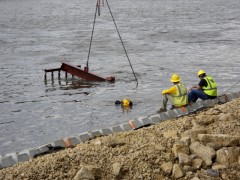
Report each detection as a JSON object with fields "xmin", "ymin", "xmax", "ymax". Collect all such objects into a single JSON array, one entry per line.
[
  {"xmin": 157, "ymin": 74, "xmax": 188, "ymax": 113},
  {"xmin": 188, "ymin": 70, "xmax": 217, "ymax": 103},
  {"xmin": 115, "ymin": 98, "xmax": 133, "ymax": 108}
]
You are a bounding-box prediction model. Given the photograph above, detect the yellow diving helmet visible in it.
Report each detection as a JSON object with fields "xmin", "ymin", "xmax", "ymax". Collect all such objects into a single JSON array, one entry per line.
[{"xmin": 122, "ymin": 98, "xmax": 131, "ymax": 107}]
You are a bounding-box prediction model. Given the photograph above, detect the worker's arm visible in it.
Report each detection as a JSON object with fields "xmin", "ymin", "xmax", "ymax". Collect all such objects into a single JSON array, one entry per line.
[
  {"xmin": 162, "ymin": 86, "xmax": 177, "ymax": 95},
  {"xmin": 188, "ymin": 84, "xmax": 201, "ymax": 92}
]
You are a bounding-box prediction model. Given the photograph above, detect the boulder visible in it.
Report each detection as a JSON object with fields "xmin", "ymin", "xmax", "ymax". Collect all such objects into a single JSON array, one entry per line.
[
  {"xmin": 163, "ymin": 130, "xmax": 179, "ymax": 139},
  {"xmin": 178, "ymin": 153, "xmax": 191, "ymax": 165},
  {"xmin": 189, "ymin": 142, "xmax": 215, "ymax": 165},
  {"xmin": 172, "ymin": 164, "xmax": 185, "ymax": 179},
  {"xmin": 216, "ymin": 147, "xmax": 240, "ymax": 165},
  {"xmin": 160, "ymin": 161, "xmax": 173, "ymax": 175},
  {"xmin": 172, "ymin": 144, "xmax": 190, "ymax": 157},
  {"xmin": 182, "ymin": 129, "xmax": 207, "ymax": 141},
  {"xmin": 198, "ymin": 134, "xmax": 240, "ymax": 147}
]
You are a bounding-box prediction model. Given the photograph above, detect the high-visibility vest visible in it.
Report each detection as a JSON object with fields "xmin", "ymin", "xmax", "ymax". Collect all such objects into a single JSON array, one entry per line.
[
  {"xmin": 202, "ymin": 76, "xmax": 217, "ymax": 96},
  {"xmin": 172, "ymin": 83, "xmax": 188, "ymax": 107}
]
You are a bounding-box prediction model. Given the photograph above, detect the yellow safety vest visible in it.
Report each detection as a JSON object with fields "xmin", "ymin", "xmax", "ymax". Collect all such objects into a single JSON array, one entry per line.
[
  {"xmin": 203, "ymin": 76, "xmax": 217, "ymax": 96},
  {"xmin": 172, "ymin": 83, "xmax": 188, "ymax": 107}
]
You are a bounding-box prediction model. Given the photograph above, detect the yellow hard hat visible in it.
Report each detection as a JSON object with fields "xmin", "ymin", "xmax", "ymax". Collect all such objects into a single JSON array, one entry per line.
[
  {"xmin": 171, "ymin": 74, "xmax": 181, "ymax": 82},
  {"xmin": 198, "ymin": 70, "xmax": 206, "ymax": 77},
  {"xmin": 122, "ymin": 98, "xmax": 130, "ymax": 107}
]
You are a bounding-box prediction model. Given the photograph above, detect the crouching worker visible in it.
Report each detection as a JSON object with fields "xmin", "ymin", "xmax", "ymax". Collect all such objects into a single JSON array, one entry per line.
[
  {"xmin": 157, "ymin": 74, "xmax": 188, "ymax": 113},
  {"xmin": 188, "ymin": 70, "xmax": 217, "ymax": 103},
  {"xmin": 115, "ymin": 98, "xmax": 133, "ymax": 108}
]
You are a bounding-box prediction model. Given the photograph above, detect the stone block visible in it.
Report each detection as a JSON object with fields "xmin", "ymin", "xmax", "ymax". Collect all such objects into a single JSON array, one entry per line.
[
  {"xmin": 138, "ymin": 116, "xmax": 152, "ymax": 125},
  {"xmin": 91, "ymin": 130, "xmax": 102, "ymax": 138},
  {"xmin": 17, "ymin": 153, "xmax": 29, "ymax": 162},
  {"xmin": 218, "ymin": 95, "xmax": 227, "ymax": 103},
  {"xmin": 51, "ymin": 139, "xmax": 65, "ymax": 148},
  {"xmin": 167, "ymin": 110, "xmax": 178, "ymax": 119},
  {"xmin": 0, "ymin": 156, "xmax": 16, "ymax": 168},
  {"xmin": 63, "ymin": 136, "xmax": 80, "ymax": 147},
  {"xmin": 226, "ymin": 94, "xmax": 234, "ymax": 101},
  {"xmin": 128, "ymin": 119, "xmax": 143, "ymax": 129},
  {"xmin": 111, "ymin": 125, "xmax": 123, "ymax": 133},
  {"xmin": 100, "ymin": 128, "xmax": 112, "ymax": 136},
  {"xmin": 120, "ymin": 123, "xmax": 132, "ymax": 131},
  {"xmin": 159, "ymin": 112, "xmax": 170, "ymax": 121},
  {"xmin": 79, "ymin": 133, "xmax": 91, "ymax": 142},
  {"xmin": 149, "ymin": 114, "xmax": 161, "ymax": 124}
]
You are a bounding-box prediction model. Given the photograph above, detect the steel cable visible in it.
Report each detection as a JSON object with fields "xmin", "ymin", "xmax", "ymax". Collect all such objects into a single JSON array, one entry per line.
[{"xmin": 105, "ymin": 0, "xmax": 138, "ymax": 87}]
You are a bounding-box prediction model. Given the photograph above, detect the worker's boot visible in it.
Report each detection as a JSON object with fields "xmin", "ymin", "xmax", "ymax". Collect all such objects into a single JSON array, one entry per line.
[{"xmin": 157, "ymin": 108, "xmax": 167, "ymax": 113}]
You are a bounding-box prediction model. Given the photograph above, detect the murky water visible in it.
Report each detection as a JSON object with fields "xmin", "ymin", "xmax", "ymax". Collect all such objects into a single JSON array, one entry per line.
[{"xmin": 0, "ymin": 0, "xmax": 239, "ymax": 155}]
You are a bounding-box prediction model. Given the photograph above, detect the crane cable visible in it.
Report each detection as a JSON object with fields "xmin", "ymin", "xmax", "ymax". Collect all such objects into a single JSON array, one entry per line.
[
  {"xmin": 105, "ymin": 0, "xmax": 138, "ymax": 87},
  {"xmin": 86, "ymin": 0, "xmax": 138, "ymax": 87},
  {"xmin": 86, "ymin": 0, "xmax": 99, "ymax": 69}
]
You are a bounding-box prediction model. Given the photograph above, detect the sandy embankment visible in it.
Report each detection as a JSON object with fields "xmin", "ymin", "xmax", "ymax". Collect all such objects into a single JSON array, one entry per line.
[{"xmin": 0, "ymin": 98, "xmax": 240, "ymax": 180}]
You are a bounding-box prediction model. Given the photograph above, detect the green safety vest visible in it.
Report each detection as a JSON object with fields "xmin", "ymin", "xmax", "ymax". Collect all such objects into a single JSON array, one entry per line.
[
  {"xmin": 202, "ymin": 76, "xmax": 217, "ymax": 96},
  {"xmin": 172, "ymin": 83, "xmax": 188, "ymax": 107}
]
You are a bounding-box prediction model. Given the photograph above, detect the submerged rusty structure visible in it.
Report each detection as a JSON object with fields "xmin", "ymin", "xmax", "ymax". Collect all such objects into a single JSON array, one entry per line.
[
  {"xmin": 44, "ymin": 0, "xmax": 138, "ymax": 86},
  {"xmin": 44, "ymin": 63, "xmax": 115, "ymax": 82}
]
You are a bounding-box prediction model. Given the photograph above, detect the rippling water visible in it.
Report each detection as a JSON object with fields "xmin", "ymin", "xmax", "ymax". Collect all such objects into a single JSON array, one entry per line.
[{"xmin": 0, "ymin": 0, "xmax": 239, "ymax": 155}]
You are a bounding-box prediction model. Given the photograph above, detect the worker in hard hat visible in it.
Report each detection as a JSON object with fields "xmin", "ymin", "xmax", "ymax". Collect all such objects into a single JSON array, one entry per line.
[
  {"xmin": 157, "ymin": 74, "xmax": 188, "ymax": 113},
  {"xmin": 188, "ymin": 70, "xmax": 217, "ymax": 103},
  {"xmin": 115, "ymin": 98, "xmax": 133, "ymax": 108}
]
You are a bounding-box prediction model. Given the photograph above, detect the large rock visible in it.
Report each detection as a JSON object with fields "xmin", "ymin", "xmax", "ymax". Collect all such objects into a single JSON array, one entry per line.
[
  {"xmin": 172, "ymin": 144, "xmax": 190, "ymax": 157},
  {"xmin": 172, "ymin": 164, "xmax": 185, "ymax": 179},
  {"xmin": 217, "ymin": 113, "xmax": 235, "ymax": 121},
  {"xmin": 182, "ymin": 129, "xmax": 208, "ymax": 141},
  {"xmin": 160, "ymin": 162, "xmax": 173, "ymax": 175},
  {"xmin": 198, "ymin": 134, "xmax": 240, "ymax": 147},
  {"xmin": 73, "ymin": 166, "xmax": 95, "ymax": 180},
  {"xmin": 194, "ymin": 115, "xmax": 216, "ymax": 126},
  {"xmin": 189, "ymin": 142, "xmax": 215, "ymax": 166},
  {"xmin": 163, "ymin": 130, "xmax": 179, "ymax": 139},
  {"xmin": 178, "ymin": 153, "xmax": 191, "ymax": 165},
  {"xmin": 112, "ymin": 162, "xmax": 123, "ymax": 178},
  {"xmin": 216, "ymin": 147, "xmax": 240, "ymax": 165}
]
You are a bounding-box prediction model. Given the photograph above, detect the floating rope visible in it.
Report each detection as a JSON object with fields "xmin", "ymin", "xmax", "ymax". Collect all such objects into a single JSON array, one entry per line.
[{"xmin": 105, "ymin": 0, "xmax": 138, "ymax": 86}]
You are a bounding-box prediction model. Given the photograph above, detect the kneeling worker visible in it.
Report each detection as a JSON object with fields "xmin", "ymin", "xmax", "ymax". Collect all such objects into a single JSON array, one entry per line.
[{"xmin": 157, "ymin": 74, "xmax": 188, "ymax": 113}]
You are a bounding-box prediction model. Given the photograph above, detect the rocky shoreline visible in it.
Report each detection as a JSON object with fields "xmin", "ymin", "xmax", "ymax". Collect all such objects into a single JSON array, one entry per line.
[{"xmin": 0, "ymin": 98, "xmax": 240, "ymax": 180}]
